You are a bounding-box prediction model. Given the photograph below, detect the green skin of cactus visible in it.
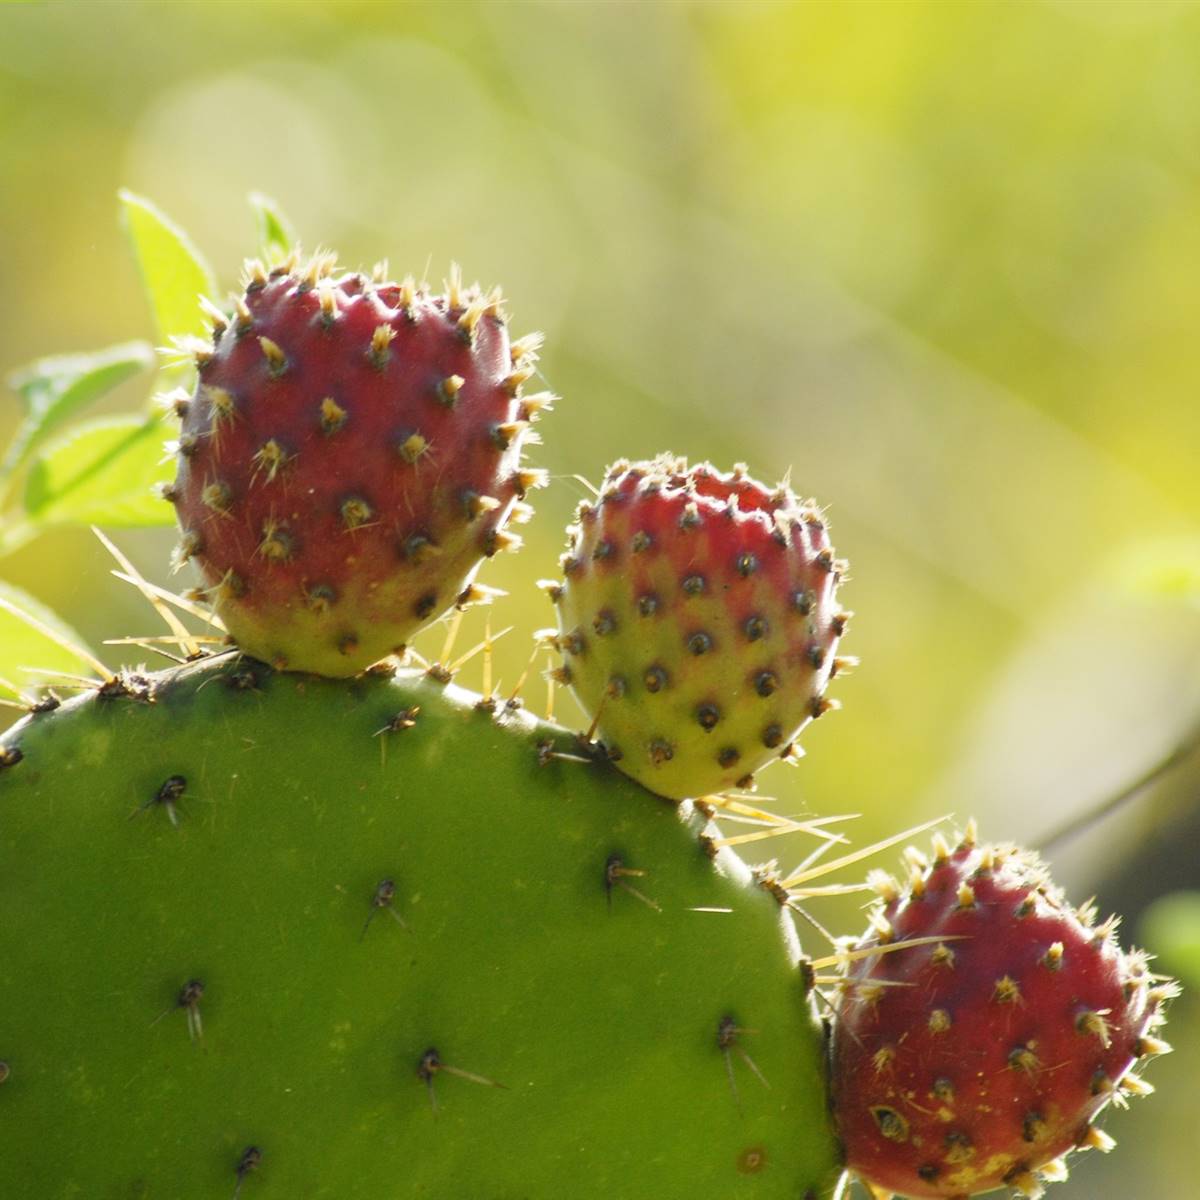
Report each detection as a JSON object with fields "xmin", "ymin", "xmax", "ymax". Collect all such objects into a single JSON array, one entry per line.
[{"xmin": 0, "ymin": 654, "xmax": 841, "ymax": 1199}]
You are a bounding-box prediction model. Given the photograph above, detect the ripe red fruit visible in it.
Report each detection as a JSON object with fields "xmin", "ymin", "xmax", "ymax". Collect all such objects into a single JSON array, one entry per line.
[
  {"xmin": 830, "ymin": 826, "xmax": 1175, "ymax": 1200},
  {"xmin": 545, "ymin": 455, "xmax": 852, "ymax": 799},
  {"xmin": 167, "ymin": 254, "xmax": 550, "ymax": 676}
]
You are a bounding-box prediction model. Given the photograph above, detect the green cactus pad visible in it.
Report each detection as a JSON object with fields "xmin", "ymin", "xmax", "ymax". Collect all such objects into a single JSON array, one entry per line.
[{"xmin": 0, "ymin": 655, "xmax": 841, "ymax": 1199}]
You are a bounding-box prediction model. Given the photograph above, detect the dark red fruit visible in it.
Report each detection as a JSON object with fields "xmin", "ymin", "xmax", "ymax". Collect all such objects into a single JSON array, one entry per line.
[
  {"xmin": 830, "ymin": 826, "xmax": 1175, "ymax": 1199},
  {"xmin": 168, "ymin": 254, "xmax": 549, "ymax": 676},
  {"xmin": 546, "ymin": 455, "xmax": 851, "ymax": 799}
]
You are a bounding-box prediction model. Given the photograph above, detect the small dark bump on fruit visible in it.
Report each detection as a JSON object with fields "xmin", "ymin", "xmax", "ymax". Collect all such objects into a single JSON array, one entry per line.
[
  {"xmin": 201, "ymin": 480, "xmax": 232, "ymax": 513},
  {"xmin": 0, "ymin": 746, "xmax": 23, "ymax": 768},
  {"xmin": 464, "ymin": 491, "xmax": 501, "ymax": 520},
  {"xmin": 338, "ymin": 634, "xmax": 360, "ymax": 657},
  {"xmin": 648, "ymin": 739, "xmax": 674, "ymax": 765},
  {"xmin": 831, "ymin": 611, "xmax": 852, "ymax": 636},
  {"xmin": 744, "ymin": 615, "xmax": 768, "ymax": 641},
  {"xmin": 793, "ymin": 589, "xmax": 814, "ymax": 615},
  {"xmin": 696, "ymin": 703, "xmax": 720, "ymax": 731},
  {"xmin": 682, "ymin": 574, "xmax": 706, "ymax": 596},
  {"xmin": 402, "ymin": 534, "xmax": 437, "ymax": 564},
  {"xmin": 1009, "ymin": 1045, "xmax": 1040, "ymax": 1074},
  {"xmin": 943, "ymin": 1131, "xmax": 975, "ymax": 1164},
  {"xmin": 397, "ymin": 431, "xmax": 430, "ymax": 464},
  {"xmin": 367, "ymin": 324, "xmax": 396, "ymax": 370},
  {"xmin": 307, "ymin": 584, "xmax": 336, "ymax": 613},
  {"xmin": 932, "ymin": 1077, "xmax": 954, "ymax": 1102},
  {"xmin": 258, "ymin": 524, "xmax": 294, "ymax": 563},
  {"xmin": 1023, "ymin": 1112, "xmax": 1048, "ymax": 1143},
  {"xmin": 736, "ymin": 552, "xmax": 758, "ymax": 577},
  {"xmin": 807, "ymin": 645, "xmax": 825, "ymax": 670},
  {"xmin": 917, "ymin": 1165, "xmax": 939, "ymax": 1183},
  {"xmin": 563, "ymin": 630, "xmax": 586, "ymax": 656},
  {"xmin": 415, "ymin": 592, "xmax": 438, "ymax": 619},
  {"xmin": 258, "ymin": 336, "xmax": 288, "ymax": 377},
  {"xmin": 637, "ymin": 593, "xmax": 659, "ymax": 617},
  {"xmin": 593, "ymin": 609, "xmax": 617, "ymax": 636},
  {"xmin": 687, "ymin": 631, "xmax": 713, "ymax": 656},
  {"xmin": 870, "ymin": 1106, "xmax": 909, "ymax": 1142},
  {"xmin": 631, "ymin": 530, "xmax": 652, "ymax": 553},
  {"xmin": 341, "ymin": 496, "xmax": 374, "ymax": 530},
  {"xmin": 437, "ymin": 374, "xmax": 464, "ymax": 407},
  {"xmin": 606, "ymin": 675, "xmax": 627, "ymax": 699},
  {"xmin": 762, "ymin": 724, "xmax": 783, "ymax": 749},
  {"xmin": 592, "ymin": 539, "xmax": 614, "ymax": 561},
  {"xmin": 755, "ymin": 671, "xmax": 778, "ymax": 697},
  {"xmin": 492, "ymin": 420, "xmax": 527, "ymax": 450},
  {"xmin": 717, "ymin": 746, "xmax": 740, "ymax": 768},
  {"xmin": 1042, "ymin": 942, "xmax": 1064, "ymax": 969},
  {"xmin": 644, "ymin": 665, "xmax": 668, "ymax": 693}
]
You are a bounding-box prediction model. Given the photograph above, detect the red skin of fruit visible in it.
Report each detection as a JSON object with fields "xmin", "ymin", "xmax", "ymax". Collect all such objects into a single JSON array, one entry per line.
[
  {"xmin": 550, "ymin": 456, "xmax": 851, "ymax": 800},
  {"xmin": 830, "ymin": 835, "xmax": 1170, "ymax": 1199},
  {"xmin": 172, "ymin": 264, "xmax": 541, "ymax": 676}
]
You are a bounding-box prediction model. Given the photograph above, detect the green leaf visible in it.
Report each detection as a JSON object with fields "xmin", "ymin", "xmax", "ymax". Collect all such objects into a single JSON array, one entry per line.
[
  {"xmin": 119, "ymin": 190, "xmax": 216, "ymax": 343},
  {"xmin": 0, "ymin": 580, "xmax": 99, "ymax": 686},
  {"xmin": 23, "ymin": 415, "xmax": 174, "ymax": 529},
  {"xmin": 249, "ymin": 191, "xmax": 298, "ymax": 261},
  {"xmin": 1141, "ymin": 890, "xmax": 1200, "ymax": 989},
  {"xmin": 3, "ymin": 341, "xmax": 154, "ymax": 477}
]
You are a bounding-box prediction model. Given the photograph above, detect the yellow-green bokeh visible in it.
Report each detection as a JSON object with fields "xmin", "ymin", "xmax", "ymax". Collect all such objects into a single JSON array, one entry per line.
[{"xmin": 2, "ymin": 3, "xmax": 1198, "ymax": 1195}]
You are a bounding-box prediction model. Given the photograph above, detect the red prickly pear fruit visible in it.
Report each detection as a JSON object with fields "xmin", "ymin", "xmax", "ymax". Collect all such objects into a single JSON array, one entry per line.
[
  {"xmin": 545, "ymin": 455, "xmax": 851, "ymax": 800},
  {"xmin": 169, "ymin": 253, "xmax": 551, "ymax": 676},
  {"xmin": 830, "ymin": 824, "xmax": 1176, "ymax": 1200}
]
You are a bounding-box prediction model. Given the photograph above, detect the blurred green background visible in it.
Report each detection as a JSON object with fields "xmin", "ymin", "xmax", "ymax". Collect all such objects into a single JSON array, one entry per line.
[{"xmin": 1, "ymin": 1, "xmax": 1198, "ymax": 1194}]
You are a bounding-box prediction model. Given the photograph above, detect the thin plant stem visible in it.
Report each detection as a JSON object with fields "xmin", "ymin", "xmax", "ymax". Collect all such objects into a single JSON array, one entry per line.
[{"xmin": 1036, "ymin": 716, "xmax": 1200, "ymax": 856}]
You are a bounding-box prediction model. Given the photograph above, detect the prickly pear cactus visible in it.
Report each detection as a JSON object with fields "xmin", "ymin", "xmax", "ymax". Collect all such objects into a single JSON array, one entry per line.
[
  {"xmin": 0, "ymin": 195, "xmax": 1176, "ymax": 1200},
  {"xmin": 0, "ymin": 655, "xmax": 842, "ymax": 1199}
]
